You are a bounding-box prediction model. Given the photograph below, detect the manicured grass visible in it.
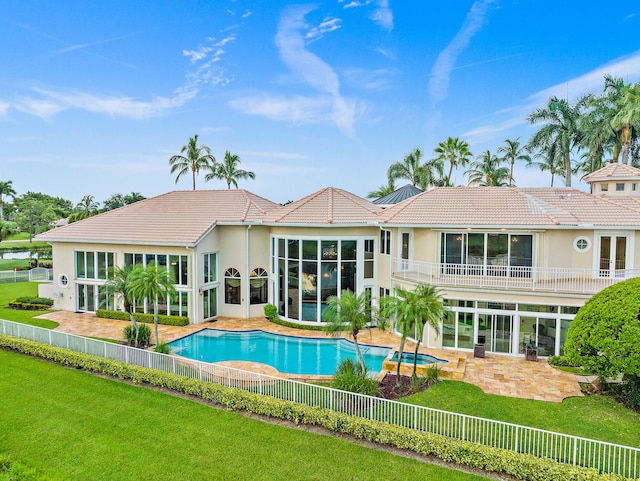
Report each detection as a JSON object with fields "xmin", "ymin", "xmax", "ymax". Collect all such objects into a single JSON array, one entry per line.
[
  {"xmin": 403, "ymin": 380, "xmax": 640, "ymax": 447},
  {"xmin": 0, "ymin": 350, "xmax": 485, "ymax": 481},
  {"xmin": 0, "ymin": 258, "xmax": 30, "ymax": 270},
  {"xmin": 0, "ymin": 282, "xmax": 57, "ymax": 329},
  {"xmin": 4, "ymin": 232, "xmax": 30, "ymax": 241}
]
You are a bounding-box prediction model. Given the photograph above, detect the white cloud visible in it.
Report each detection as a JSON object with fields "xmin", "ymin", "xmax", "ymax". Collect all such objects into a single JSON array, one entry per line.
[
  {"xmin": 342, "ymin": 68, "xmax": 396, "ymax": 90},
  {"xmin": 0, "ymin": 101, "xmax": 9, "ymax": 115},
  {"xmin": 228, "ymin": 94, "xmax": 333, "ymax": 124},
  {"xmin": 428, "ymin": 0, "xmax": 495, "ymax": 106},
  {"xmin": 370, "ymin": 0, "xmax": 393, "ymax": 31},
  {"xmin": 14, "ymin": 97, "xmax": 65, "ymax": 120},
  {"xmin": 341, "ymin": 0, "xmax": 373, "ymax": 9},
  {"xmin": 183, "ymin": 35, "xmax": 236, "ymax": 89},
  {"xmin": 305, "ymin": 17, "xmax": 342, "ymax": 44},
  {"xmin": 274, "ymin": 5, "xmax": 355, "ymax": 135},
  {"xmin": 242, "ymin": 10, "xmax": 252, "ymax": 18}
]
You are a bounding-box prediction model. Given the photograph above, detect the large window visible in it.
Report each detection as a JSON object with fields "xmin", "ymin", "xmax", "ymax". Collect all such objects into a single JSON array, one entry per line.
[
  {"xmin": 75, "ymin": 251, "xmax": 114, "ymax": 280},
  {"xmin": 380, "ymin": 230, "xmax": 391, "ymax": 255},
  {"xmin": 224, "ymin": 268, "xmax": 241, "ymax": 305},
  {"xmin": 440, "ymin": 232, "xmax": 533, "ymax": 276},
  {"xmin": 124, "ymin": 252, "xmax": 189, "ymax": 286},
  {"xmin": 203, "ymin": 253, "xmax": 218, "ymax": 284},
  {"xmin": 250, "ymin": 268, "xmax": 268, "ymax": 304}
]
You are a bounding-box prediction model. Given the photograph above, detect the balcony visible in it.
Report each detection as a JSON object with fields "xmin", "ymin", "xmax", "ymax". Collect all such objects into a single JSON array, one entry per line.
[{"xmin": 392, "ymin": 258, "xmax": 640, "ymax": 295}]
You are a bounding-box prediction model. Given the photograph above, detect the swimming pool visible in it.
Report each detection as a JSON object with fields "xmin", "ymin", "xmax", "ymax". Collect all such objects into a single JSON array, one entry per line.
[{"xmin": 168, "ymin": 329, "xmax": 391, "ymax": 376}]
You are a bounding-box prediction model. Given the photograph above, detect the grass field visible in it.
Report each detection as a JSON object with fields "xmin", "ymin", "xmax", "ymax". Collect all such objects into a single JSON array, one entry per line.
[
  {"xmin": 0, "ymin": 282, "xmax": 58, "ymax": 329},
  {"xmin": 403, "ymin": 379, "xmax": 640, "ymax": 447},
  {"xmin": 0, "ymin": 350, "xmax": 486, "ymax": 481}
]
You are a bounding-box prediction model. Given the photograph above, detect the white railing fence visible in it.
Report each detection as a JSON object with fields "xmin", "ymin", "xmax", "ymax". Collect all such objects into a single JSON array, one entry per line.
[
  {"xmin": 393, "ymin": 259, "xmax": 640, "ymax": 295},
  {"xmin": 0, "ymin": 268, "xmax": 53, "ymax": 284},
  {"xmin": 1, "ymin": 318, "xmax": 638, "ymax": 479}
]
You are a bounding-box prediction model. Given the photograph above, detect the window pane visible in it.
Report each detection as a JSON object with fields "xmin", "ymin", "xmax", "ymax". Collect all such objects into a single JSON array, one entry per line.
[
  {"xmin": 204, "ymin": 254, "xmax": 209, "ymax": 283},
  {"xmin": 97, "ymin": 252, "xmax": 107, "ymax": 279},
  {"xmin": 320, "ymin": 262, "xmax": 337, "ymax": 301},
  {"xmin": 301, "ymin": 262, "xmax": 317, "ymax": 302},
  {"xmin": 76, "ymin": 251, "xmax": 85, "ymax": 278},
  {"xmin": 443, "ymin": 311, "xmax": 455, "ymax": 347},
  {"xmin": 288, "ymin": 260, "xmax": 299, "ymax": 320},
  {"xmin": 124, "ymin": 253, "xmax": 133, "ymax": 268},
  {"xmin": 145, "ymin": 254, "xmax": 156, "ymax": 266},
  {"xmin": 180, "ymin": 256, "xmax": 188, "ymax": 286},
  {"xmin": 321, "ymin": 241, "xmax": 338, "ymax": 260},
  {"xmin": 156, "ymin": 254, "xmax": 167, "ymax": 268},
  {"xmin": 288, "ymin": 240, "xmax": 299, "ymax": 259},
  {"xmin": 340, "ymin": 261, "xmax": 356, "ymax": 293},
  {"xmin": 510, "ymin": 235, "xmax": 532, "ymax": 267},
  {"xmin": 341, "ymin": 240, "xmax": 357, "ymax": 260},
  {"xmin": 467, "ymin": 233, "xmax": 484, "ymax": 264},
  {"xmin": 458, "ymin": 312, "xmax": 474, "ymax": 349},
  {"xmin": 302, "ymin": 240, "xmax": 317, "ymax": 260},
  {"xmin": 86, "ymin": 252, "xmax": 95, "ymax": 279},
  {"xmin": 443, "ymin": 234, "xmax": 462, "ymax": 263}
]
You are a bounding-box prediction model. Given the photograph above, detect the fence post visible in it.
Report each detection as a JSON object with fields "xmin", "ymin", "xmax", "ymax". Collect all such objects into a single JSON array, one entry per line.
[
  {"xmin": 514, "ymin": 426, "xmax": 518, "ymax": 453},
  {"xmin": 573, "ymin": 437, "xmax": 578, "ymax": 466},
  {"xmin": 461, "ymin": 416, "xmax": 466, "ymax": 441}
]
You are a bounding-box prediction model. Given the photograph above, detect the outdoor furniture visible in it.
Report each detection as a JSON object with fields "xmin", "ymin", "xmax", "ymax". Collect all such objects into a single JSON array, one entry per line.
[
  {"xmin": 525, "ymin": 347, "xmax": 538, "ymax": 361},
  {"xmin": 474, "ymin": 343, "xmax": 485, "ymax": 358}
]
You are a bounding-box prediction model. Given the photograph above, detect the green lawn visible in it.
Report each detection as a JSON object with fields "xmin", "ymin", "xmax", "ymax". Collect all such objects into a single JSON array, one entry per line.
[
  {"xmin": 0, "ymin": 350, "xmax": 485, "ymax": 481},
  {"xmin": 0, "ymin": 258, "xmax": 31, "ymax": 270},
  {"xmin": 403, "ymin": 380, "xmax": 640, "ymax": 447},
  {"xmin": 0, "ymin": 282, "xmax": 58, "ymax": 329}
]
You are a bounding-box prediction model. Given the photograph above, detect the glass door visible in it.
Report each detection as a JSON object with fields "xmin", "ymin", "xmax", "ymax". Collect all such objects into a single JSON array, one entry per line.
[
  {"xmin": 599, "ymin": 235, "xmax": 628, "ymax": 278},
  {"xmin": 478, "ymin": 313, "xmax": 513, "ymax": 354}
]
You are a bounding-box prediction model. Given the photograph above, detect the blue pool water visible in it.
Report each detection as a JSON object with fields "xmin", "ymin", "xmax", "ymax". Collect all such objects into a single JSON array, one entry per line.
[
  {"xmin": 169, "ymin": 329, "xmax": 391, "ymax": 376},
  {"xmin": 390, "ymin": 351, "xmax": 447, "ymax": 364}
]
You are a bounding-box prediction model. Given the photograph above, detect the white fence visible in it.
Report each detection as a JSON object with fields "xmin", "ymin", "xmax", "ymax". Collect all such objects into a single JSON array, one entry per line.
[
  {"xmin": 1, "ymin": 318, "xmax": 638, "ymax": 479},
  {"xmin": 0, "ymin": 268, "xmax": 53, "ymax": 284},
  {"xmin": 393, "ymin": 259, "xmax": 640, "ymax": 295}
]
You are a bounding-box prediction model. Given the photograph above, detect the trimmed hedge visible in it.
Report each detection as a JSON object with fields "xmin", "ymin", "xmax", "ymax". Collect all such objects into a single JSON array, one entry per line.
[
  {"xmin": 0, "ymin": 334, "xmax": 629, "ymax": 481},
  {"xmin": 96, "ymin": 309, "xmax": 189, "ymax": 326},
  {"xmin": 267, "ymin": 315, "xmax": 327, "ymax": 331},
  {"xmin": 9, "ymin": 297, "xmax": 54, "ymax": 311}
]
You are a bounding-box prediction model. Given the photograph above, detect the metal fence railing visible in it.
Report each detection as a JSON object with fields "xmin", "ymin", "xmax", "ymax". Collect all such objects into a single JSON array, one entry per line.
[
  {"xmin": 0, "ymin": 268, "xmax": 53, "ymax": 284},
  {"xmin": 1, "ymin": 318, "xmax": 637, "ymax": 479}
]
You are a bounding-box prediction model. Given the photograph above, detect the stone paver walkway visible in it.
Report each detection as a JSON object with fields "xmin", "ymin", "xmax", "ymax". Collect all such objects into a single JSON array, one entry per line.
[{"xmin": 37, "ymin": 311, "xmax": 583, "ymax": 402}]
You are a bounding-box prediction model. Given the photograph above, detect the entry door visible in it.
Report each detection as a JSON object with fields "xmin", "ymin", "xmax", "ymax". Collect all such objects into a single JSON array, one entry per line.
[
  {"xmin": 599, "ymin": 235, "xmax": 628, "ymax": 277},
  {"xmin": 478, "ymin": 314, "xmax": 513, "ymax": 354}
]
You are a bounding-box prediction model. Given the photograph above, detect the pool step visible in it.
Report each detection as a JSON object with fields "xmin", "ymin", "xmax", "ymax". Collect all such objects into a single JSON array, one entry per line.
[
  {"xmin": 381, "ymin": 356, "xmax": 466, "ymax": 379},
  {"xmin": 440, "ymin": 357, "xmax": 466, "ymax": 380}
]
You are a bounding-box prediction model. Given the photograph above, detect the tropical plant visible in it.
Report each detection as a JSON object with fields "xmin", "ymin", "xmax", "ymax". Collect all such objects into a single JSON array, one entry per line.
[
  {"xmin": 154, "ymin": 342, "xmax": 172, "ymax": 354},
  {"xmin": 526, "ymin": 95, "xmax": 590, "ymax": 187},
  {"xmin": 367, "ymin": 177, "xmax": 395, "ymax": 199},
  {"xmin": 0, "ymin": 220, "xmax": 19, "ymax": 242},
  {"xmin": 103, "ymin": 193, "xmax": 126, "ymax": 211},
  {"xmin": 128, "ymin": 262, "xmax": 177, "ymax": 346},
  {"xmin": 611, "ymin": 81, "xmax": 640, "ymax": 165},
  {"xmin": 497, "ymin": 138, "xmax": 530, "ymax": 186},
  {"xmin": 323, "ymin": 290, "xmax": 372, "ymax": 372},
  {"xmin": 104, "ymin": 265, "xmax": 139, "ymax": 344},
  {"xmin": 433, "ymin": 137, "xmax": 473, "ymax": 185},
  {"xmin": 387, "ymin": 148, "xmax": 442, "ymax": 190},
  {"xmin": 408, "ymin": 284, "xmax": 445, "ymax": 378},
  {"xmin": 123, "ymin": 323, "xmax": 151, "ymax": 348},
  {"xmin": 124, "ymin": 192, "xmax": 146, "ymax": 204},
  {"xmin": 69, "ymin": 195, "xmax": 100, "ymax": 223},
  {"xmin": 205, "ymin": 150, "xmax": 255, "ymax": 189},
  {"xmin": 466, "ymin": 150, "xmax": 510, "ymax": 186},
  {"xmin": 0, "ymin": 180, "xmax": 16, "ymax": 221},
  {"xmin": 527, "ymin": 141, "xmax": 565, "ymax": 187},
  {"xmin": 168, "ymin": 134, "xmax": 217, "ymax": 190},
  {"xmin": 331, "ymin": 358, "xmax": 379, "ymax": 396}
]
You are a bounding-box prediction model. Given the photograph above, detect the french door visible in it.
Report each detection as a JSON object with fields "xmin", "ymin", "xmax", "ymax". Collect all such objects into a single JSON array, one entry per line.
[
  {"xmin": 598, "ymin": 235, "xmax": 629, "ymax": 278},
  {"xmin": 478, "ymin": 314, "xmax": 513, "ymax": 354}
]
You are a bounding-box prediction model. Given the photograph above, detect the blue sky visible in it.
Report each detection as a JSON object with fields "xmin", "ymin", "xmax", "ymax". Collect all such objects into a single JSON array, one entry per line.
[{"xmin": 2, "ymin": 1, "xmax": 640, "ymax": 205}]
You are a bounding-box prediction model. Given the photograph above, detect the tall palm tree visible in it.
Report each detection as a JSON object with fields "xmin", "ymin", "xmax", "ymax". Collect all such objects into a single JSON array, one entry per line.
[
  {"xmin": 69, "ymin": 195, "xmax": 99, "ymax": 222},
  {"xmin": 169, "ymin": 134, "xmax": 217, "ymax": 190},
  {"xmin": 611, "ymin": 82, "xmax": 640, "ymax": 165},
  {"xmin": 205, "ymin": 150, "xmax": 256, "ymax": 189},
  {"xmin": 388, "ymin": 148, "xmax": 432, "ymax": 189},
  {"xmin": 497, "ymin": 138, "xmax": 530, "ymax": 186},
  {"xmin": 128, "ymin": 262, "xmax": 177, "ymax": 346},
  {"xmin": 124, "ymin": 192, "xmax": 146, "ymax": 204},
  {"xmin": 0, "ymin": 180, "xmax": 16, "ymax": 221},
  {"xmin": 367, "ymin": 177, "xmax": 395, "ymax": 199},
  {"xmin": 526, "ymin": 95, "xmax": 589, "ymax": 187},
  {"xmin": 433, "ymin": 137, "xmax": 473, "ymax": 185},
  {"xmin": 527, "ymin": 141, "xmax": 565, "ymax": 187},
  {"xmin": 104, "ymin": 266, "xmax": 139, "ymax": 345},
  {"xmin": 466, "ymin": 150, "xmax": 510, "ymax": 186},
  {"xmin": 323, "ymin": 290, "xmax": 372, "ymax": 372},
  {"xmin": 409, "ymin": 284, "xmax": 445, "ymax": 378}
]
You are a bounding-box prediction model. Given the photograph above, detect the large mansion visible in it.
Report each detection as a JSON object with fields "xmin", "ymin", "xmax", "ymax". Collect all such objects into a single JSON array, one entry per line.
[{"xmin": 38, "ymin": 163, "xmax": 640, "ymax": 358}]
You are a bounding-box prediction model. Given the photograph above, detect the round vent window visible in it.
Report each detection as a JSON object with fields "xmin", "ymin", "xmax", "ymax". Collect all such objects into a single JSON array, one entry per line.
[
  {"xmin": 573, "ymin": 236, "xmax": 591, "ymax": 253},
  {"xmin": 58, "ymin": 274, "xmax": 69, "ymax": 288}
]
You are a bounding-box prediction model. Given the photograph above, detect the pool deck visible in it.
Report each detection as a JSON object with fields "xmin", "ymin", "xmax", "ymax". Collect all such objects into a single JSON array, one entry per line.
[{"xmin": 36, "ymin": 311, "xmax": 583, "ymax": 403}]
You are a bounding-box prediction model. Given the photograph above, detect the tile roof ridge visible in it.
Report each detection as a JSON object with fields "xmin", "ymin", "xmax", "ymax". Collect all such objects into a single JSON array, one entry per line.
[
  {"xmin": 380, "ymin": 188, "xmax": 433, "ymax": 223},
  {"xmin": 593, "ymin": 193, "xmax": 640, "ymax": 213},
  {"xmin": 271, "ymin": 187, "xmax": 329, "ymax": 222},
  {"xmin": 516, "ymin": 189, "xmax": 578, "ymax": 225},
  {"xmin": 327, "ymin": 187, "xmax": 334, "ymax": 223},
  {"xmin": 333, "ymin": 187, "xmax": 383, "ymax": 216}
]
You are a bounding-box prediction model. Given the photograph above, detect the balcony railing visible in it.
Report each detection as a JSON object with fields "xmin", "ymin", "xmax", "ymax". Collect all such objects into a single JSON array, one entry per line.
[{"xmin": 392, "ymin": 259, "xmax": 640, "ymax": 295}]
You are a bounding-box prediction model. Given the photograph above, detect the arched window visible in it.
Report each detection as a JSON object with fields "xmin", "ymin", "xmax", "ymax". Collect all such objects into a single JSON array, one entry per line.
[
  {"xmin": 250, "ymin": 268, "xmax": 268, "ymax": 304},
  {"xmin": 224, "ymin": 268, "xmax": 241, "ymax": 305}
]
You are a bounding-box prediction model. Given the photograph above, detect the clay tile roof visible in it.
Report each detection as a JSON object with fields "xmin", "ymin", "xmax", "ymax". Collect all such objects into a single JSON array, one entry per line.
[
  {"xmin": 583, "ymin": 163, "xmax": 640, "ymax": 182},
  {"xmin": 37, "ymin": 190, "xmax": 280, "ymax": 245},
  {"xmin": 264, "ymin": 187, "xmax": 383, "ymax": 224},
  {"xmin": 378, "ymin": 187, "xmax": 640, "ymax": 227}
]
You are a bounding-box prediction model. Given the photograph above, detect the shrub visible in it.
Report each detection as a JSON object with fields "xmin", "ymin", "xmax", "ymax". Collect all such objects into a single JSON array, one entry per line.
[
  {"xmin": 96, "ymin": 309, "xmax": 188, "ymax": 326},
  {"xmin": 548, "ymin": 355, "xmax": 572, "ymax": 367},
  {"xmin": 154, "ymin": 342, "xmax": 172, "ymax": 354},
  {"xmin": 263, "ymin": 303, "xmax": 278, "ymax": 321},
  {"xmin": 332, "ymin": 358, "xmax": 379, "ymax": 396},
  {"xmin": 9, "ymin": 297, "xmax": 54, "ymax": 310},
  {"xmin": 0, "ymin": 334, "xmax": 628, "ymax": 481},
  {"xmin": 123, "ymin": 324, "xmax": 151, "ymax": 348},
  {"xmin": 266, "ymin": 316, "xmax": 326, "ymax": 331},
  {"xmin": 425, "ymin": 364, "xmax": 441, "ymax": 386}
]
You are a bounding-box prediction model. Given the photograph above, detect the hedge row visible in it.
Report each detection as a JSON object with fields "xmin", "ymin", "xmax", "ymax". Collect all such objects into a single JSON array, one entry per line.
[
  {"xmin": 9, "ymin": 297, "xmax": 54, "ymax": 311},
  {"xmin": 0, "ymin": 335, "xmax": 629, "ymax": 481},
  {"xmin": 95, "ymin": 309, "xmax": 188, "ymax": 326}
]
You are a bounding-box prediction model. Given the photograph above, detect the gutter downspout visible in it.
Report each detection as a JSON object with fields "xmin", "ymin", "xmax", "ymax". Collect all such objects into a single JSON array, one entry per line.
[
  {"xmin": 186, "ymin": 245, "xmax": 197, "ymax": 324},
  {"xmin": 246, "ymin": 224, "xmax": 252, "ymax": 319}
]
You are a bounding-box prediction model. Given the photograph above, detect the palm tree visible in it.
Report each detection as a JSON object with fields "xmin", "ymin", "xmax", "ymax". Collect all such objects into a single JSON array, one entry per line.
[
  {"xmin": 387, "ymin": 148, "xmax": 441, "ymax": 190},
  {"xmin": 0, "ymin": 180, "xmax": 16, "ymax": 221},
  {"xmin": 611, "ymin": 82, "xmax": 640, "ymax": 165},
  {"xmin": 527, "ymin": 141, "xmax": 565, "ymax": 187},
  {"xmin": 205, "ymin": 150, "xmax": 255, "ymax": 189},
  {"xmin": 124, "ymin": 192, "xmax": 146, "ymax": 204},
  {"xmin": 526, "ymin": 95, "xmax": 589, "ymax": 187},
  {"xmin": 69, "ymin": 195, "xmax": 99, "ymax": 222},
  {"xmin": 367, "ymin": 177, "xmax": 395, "ymax": 199},
  {"xmin": 433, "ymin": 137, "xmax": 473, "ymax": 185},
  {"xmin": 466, "ymin": 150, "xmax": 510, "ymax": 186},
  {"xmin": 497, "ymin": 138, "xmax": 530, "ymax": 186},
  {"xmin": 128, "ymin": 262, "xmax": 177, "ymax": 346},
  {"xmin": 323, "ymin": 290, "xmax": 372, "ymax": 372},
  {"xmin": 169, "ymin": 134, "xmax": 217, "ymax": 190},
  {"xmin": 379, "ymin": 286, "xmax": 438, "ymax": 386},
  {"xmin": 409, "ymin": 284, "xmax": 444, "ymax": 378},
  {"xmin": 104, "ymin": 266, "xmax": 139, "ymax": 345}
]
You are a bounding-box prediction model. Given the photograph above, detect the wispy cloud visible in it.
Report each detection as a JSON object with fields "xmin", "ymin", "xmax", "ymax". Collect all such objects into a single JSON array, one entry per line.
[
  {"xmin": 461, "ymin": 50, "xmax": 640, "ymax": 145},
  {"xmin": 625, "ymin": 12, "xmax": 637, "ymax": 21},
  {"xmin": 428, "ymin": 0, "xmax": 495, "ymax": 106},
  {"xmin": 342, "ymin": 68, "xmax": 397, "ymax": 90},
  {"xmin": 370, "ymin": 0, "xmax": 393, "ymax": 31},
  {"xmin": 272, "ymin": 5, "xmax": 355, "ymax": 135},
  {"xmin": 182, "ymin": 35, "xmax": 236, "ymax": 89},
  {"xmin": 306, "ymin": 17, "xmax": 342, "ymax": 43},
  {"xmin": 228, "ymin": 94, "xmax": 334, "ymax": 124},
  {"xmin": 242, "ymin": 10, "xmax": 252, "ymax": 18},
  {"xmin": 341, "ymin": 1, "xmax": 374, "ymax": 10},
  {"xmin": 0, "ymin": 101, "xmax": 9, "ymax": 115},
  {"xmin": 14, "ymin": 97, "xmax": 65, "ymax": 120}
]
